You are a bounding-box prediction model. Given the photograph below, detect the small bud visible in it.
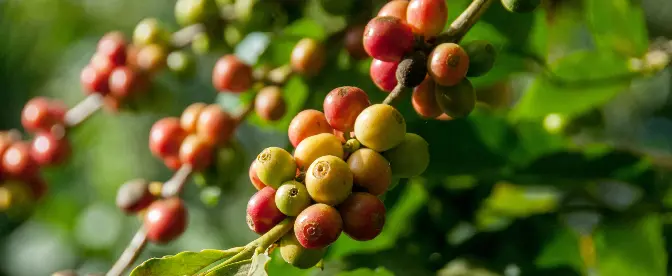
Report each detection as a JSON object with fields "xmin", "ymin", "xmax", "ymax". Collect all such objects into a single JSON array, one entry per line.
[{"xmin": 396, "ymin": 51, "xmax": 427, "ymax": 88}]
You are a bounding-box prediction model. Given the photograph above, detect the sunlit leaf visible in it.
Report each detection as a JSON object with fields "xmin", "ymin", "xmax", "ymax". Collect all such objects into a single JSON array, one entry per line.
[{"xmin": 130, "ymin": 249, "xmax": 242, "ymax": 276}]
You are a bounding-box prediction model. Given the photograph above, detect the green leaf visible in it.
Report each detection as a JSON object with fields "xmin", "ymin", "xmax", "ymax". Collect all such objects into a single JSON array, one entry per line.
[
  {"xmin": 585, "ymin": 0, "xmax": 649, "ymax": 56},
  {"xmin": 130, "ymin": 249, "xmax": 241, "ymax": 276},
  {"xmin": 205, "ymin": 251, "xmax": 271, "ymax": 276},
  {"xmin": 535, "ymin": 227, "xmax": 584, "ymax": 271},
  {"xmin": 282, "ymin": 18, "xmax": 327, "ymax": 41},
  {"xmin": 482, "ymin": 182, "xmax": 561, "ymax": 217}
]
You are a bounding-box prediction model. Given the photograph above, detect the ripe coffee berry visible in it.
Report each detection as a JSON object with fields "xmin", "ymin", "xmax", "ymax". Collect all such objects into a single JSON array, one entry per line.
[
  {"xmin": 370, "ymin": 59, "xmax": 399, "ymax": 92},
  {"xmin": 279, "ymin": 232, "xmax": 326, "ymax": 269},
  {"xmin": 149, "ymin": 117, "xmax": 187, "ymax": 159},
  {"xmin": 462, "ymin": 40, "xmax": 497, "ymax": 77},
  {"xmin": 323, "ymin": 86, "xmax": 371, "ymax": 132},
  {"xmin": 428, "ymin": 43, "xmax": 470, "ymax": 86},
  {"xmin": 116, "ymin": 178, "xmax": 155, "ymax": 214},
  {"xmin": 344, "ymin": 25, "xmax": 367, "ymax": 60},
  {"xmin": 435, "ymin": 78, "xmax": 476, "ymax": 118},
  {"xmin": 339, "ymin": 192, "xmax": 386, "ymax": 241},
  {"xmin": 144, "ymin": 197, "xmax": 188, "ymax": 244},
  {"xmin": 21, "ymin": 97, "xmax": 66, "ymax": 132},
  {"xmin": 255, "ymin": 86, "xmax": 287, "ymax": 122},
  {"xmin": 2, "ymin": 142, "xmax": 38, "ymax": 178},
  {"xmin": 354, "ymin": 104, "xmax": 406, "ymax": 152},
  {"xmin": 180, "ymin": 103, "xmax": 206, "ymax": 133},
  {"xmin": 406, "ymin": 0, "xmax": 448, "ymax": 38},
  {"xmin": 195, "ymin": 104, "xmax": 235, "ymax": 146},
  {"xmin": 164, "ymin": 156, "xmax": 183, "ymax": 171},
  {"xmin": 363, "ymin": 16, "xmax": 414, "ymax": 62},
  {"xmin": 396, "ymin": 51, "xmax": 428, "ymax": 88},
  {"xmin": 212, "ymin": 55, "xmax": 253, "ymax": 93},
  {"xmin": 294, "ymin": 203, "xmax": 343, "ymax": 249},
  {"xmin": 501, "ymin": 0, "xmax": 541, "ymax": 13},
  {"xmin": 346, "ymin": 148, "xmax": 392, "ymax": 196},
  {"xmin": 248, "ymin": 160, "xmax": 267, "ymax": 190},
  {"xmin": 275, "ymin": 180, "xmax": 311, "ymax": 216},
  {"xmin": 30, "ymin": 131, "xmax": 71, "ymax": 166},
  {"xmin": 90, "ymin": 53, "xmax": 117, "ymax": 76},
  {"xmin": 305, "ymin": 155, "xmax": 353, "ymax": 206},
  {"xmin": 378, "ymin": 0, "xmax": 409, "ymax": 22},
  {"xmin": 133, "ymin": 18, "xmax": 169, "ymax": 47},
  {"xmin": 136, "ymin": 44, "xmax": 167, "ymax": 73},
  {"xmin": 293, "ymin": 133, "xmax": 344, "ymax": 170},
  {"xmin": 246, "ymin": 186, "xmax": 286, "ymax": 234},
  {"xmin": 109, "ymin": 66, "xmax": 147, "ymax": 100},
  {"xmin": 178, "ymin": 135, "xmax": 213, "ymax": 171},
  {"xmin": 412, "ymin": 76, "xmax": 442, "ymax": 118},
  {"xmin": 255, "ymin": 147, "xmax": 297, "ymax": 189},
  {"xmin": 384, "ymin": 133, "xmax": 430, "ymax": 178},
  {"xmin": 97, "ymin": 31, "xmax": 127, "ymax": 67},
  {"xmin": 290, "ymin": 38, "xmax": 326, "ymax": 76},
  {"xmin": 288, "ymin": 109, "xmax": 333, "ymax": 148},
  {"xmin": 80, "ymin": 64, "xmax": 111, "ymax": 95}
]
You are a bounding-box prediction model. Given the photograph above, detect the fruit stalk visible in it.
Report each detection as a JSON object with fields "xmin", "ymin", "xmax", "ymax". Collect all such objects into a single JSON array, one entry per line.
[
  {"xmin": 438, "ymin": 0, "xmax": 495, "ymax": 43},
  {"xmin": 382, "ymin": 83, "xmax": 410, "ymax": 105},
  {"xmin": 64, "ymin": 94, "xmax": 105, "ymax": 128},
  {"xmin": 106, "ymin": 227, "xmax": 149, "ymax": 276}
]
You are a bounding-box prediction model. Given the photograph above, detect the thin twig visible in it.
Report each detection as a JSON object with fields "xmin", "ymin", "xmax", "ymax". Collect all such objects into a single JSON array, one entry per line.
[
  {"xmin": 382, "ymin": 83, "xmax": 409, "ymax": 105},
  {"xmin": 64, "ymin": 94, "xmax": 104, "ymax": 128},
  {"xmin": 161, "ymin": 164, "xmax": 195, "ymax": 198},
  {"xmin": 437, "ymin": 0, "xmax": 495, "ymax": 44},
  {"xmin": 171, "ymin": 24, "xmax": 206, "ymax": 48},
  {"xmin": 106, "ymin": 227, "xmax": 148, "ymax": 276}
]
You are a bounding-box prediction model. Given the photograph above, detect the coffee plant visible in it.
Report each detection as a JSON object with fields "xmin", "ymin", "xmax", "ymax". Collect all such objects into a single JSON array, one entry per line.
[{"xmin": 2, "ymin": 0, "xmax": 672, "ymax": 275}]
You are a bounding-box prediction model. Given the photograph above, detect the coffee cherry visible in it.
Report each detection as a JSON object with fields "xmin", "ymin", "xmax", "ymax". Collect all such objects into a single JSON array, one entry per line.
[
  {"xmin": 333, "ymin": 129, "xmax": 355, "ymax": 143},
  {"xmin": 97, "ymin": 31, "xmax": 127, "ymax": 67},
  {"xmin": 363, "ymin": 16, "xmax": 414, "ymax": 62},
  {"xmin": 323, "ymin": 86, "xmax": 371, "ymax": 132},
  {"xmin": 191, "ymin": 33, "xmax": 212, "ymax": 55},
  {"xmin": 339, "ymin": 192, "xmax": 386, "ymax": 241},
  {"xmin": 125, "ymin": 45, "xmax": 141, "ymax": 68},
  {"xmin": 248, "ymin": 160, "xmax": 267, "ymax": 190},
  {"xmin": 412, "ymin": 76, "xmax": 442, "ymax": 118},
  {"xmin": 344, "ymin": 25, "xmax": 367, "ymax": 60},
  {"xmin": 255, "ymin": 147, "xmax": 297, "ymax": 189},
  {"xmin": 305, "ymin": 155, "xmax": 353, "ymax": 206},
  {"xmin": 354, "ymin": 104, "xmax": 406, "ymax": 152},
  {"xmin": 80, "ymin": 64, "xmax": 110, "ymax": 95},
  {"xmin": 179, "ymin": 135, "xmax": 213, "ymax": 171},
  {"xmin": 90, "ymin": 53, "xmax": 117, "ymax": 76},
  {"xmin": 167, "ymin": 51, "xmax": 196, "ymax": 76},
  {"xmin": 116, "ymin": 178, "xmax": 155, "ymax": 214},
  {"xmin": 212, "ymin": 55, "xmax": 253, "ymax": 93},
  {"xmin": 436, "ymin": 113, "xmax": 453, "ymax": 121},
  {"xmin": 396, "ymin": 51, "xmax": 428, "ymax": 87},
  {"xmin": 196, "ymin": 104, "xmax": 235, "ymax": 146},
  {"xmin": 21, "ymin": 97, "xmax": 65, "ymax": 132},
  {"xmin": 462, "ymin": 40, "xmax": 497, "ymax": 77},
  {"xmin": 294, "ymin": 203, "xmax": 343, "ymax": 249},
  {"xmin": 501, "ymin": 0, "xmax": 540, "ymax": 13},
  {"xmin": 346, "ymin": 148, "xmax": 392, "ymax": 196},
  {"xmin": 133, "ymin": 18, "xmax": 169, "ymax": 47},
  {"xmin": 406, "ymin": 0, "xmax": 448, "ymax": 38},
  {"xmin": 109, "ymin": 66, "xmax": 147, "ymax": 100},
  {"xmin": 246, "ymin": 186, "xmax": 286, "ymax": 234},
  {"xmin": 294, "ymin": 133, "xmax": 344, "ymax": 170},
  {"xmin": 136, "ymin": 44, "xmax": 167, "ymax": 73},
  {"xmin": 435, "ymin": 78, "xmax": 476, "ymax": 118},
  {"xmin": 175, "ymin": 0, "xmax": 217, "ymax": 26},
  {"xmin": 164, "ymin": 156, "xmax": 183, "ymax": 171},
  {"xmin": 178, "ymin": 104, "xmax": 204, "ymax": 134},
  {"xmin": 255, "ymin": 86, "xmax": 287, "ymax": 122},
  {"xmin": 384, "ymin": 133, "xmax": 429, "ymax": 178},
  {"xmin": 286, "ymin": 112, "xmax": 332, "ymax": 150},
  {"xmin": 279, "ymin": 232, "xmax": 326, "ymax": 269},
  {"xmin": 427, "ymin": 43, "xmax": 470, "ymax": 86},
  {"xmin": 30, "ymin": 131, "xmax": 71, "ymax": 166},
  {"xmin": 290, "ymin": 38, "xmax": 326, "ymax": 76},
  {"xmin": 2, "ymin": 142, "xmax": 38, "ymax": 178},
  {"xmin": 275, "ymin": 181, "xmax": 311, "ymax": 216},
  {"xmin": 144, "ymin": 197, "xmax": 188, "ymax": 243},
  {"xmin": 370, "ymin": 59, "xmax": 399, "ymax": 92},
  {"xmin": 0, "ymin": 180, "xmax": 33, "ymax": 212},
  {"xmin": 149, "ymin": 117, "xmax": 187, "ymax": 159},
  {"xmin": 378, "ymin": 0, "xmax": 409, "ymax": 22}
]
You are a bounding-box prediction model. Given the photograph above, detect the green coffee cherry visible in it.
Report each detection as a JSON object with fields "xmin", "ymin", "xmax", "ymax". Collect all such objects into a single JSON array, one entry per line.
[
  {"xmin": 501, "ymin": 0, "xmax": 541, "ymax": 13},
  {"xmin": 279, "ymin": 232, "xmax": 326, "ymax": 269},
  {"xmin": 462, "ymin": 40, "xmax": 497, "ymax": 77},
  {"xmin": 167, "ymin": 51, "xmax": 195, "ymax": 76},
  {"xmin": 191, "ymin": 33, "xmax": 212, "ymax": 55},
  {"xmin": 133, "ymin": 18, "xmax": 170, "ymax": 47},
  {"xmin": 434, "ymin": 79, "xmax": 476, "ymax": 119},
  {"xmin": 275, "ymin": 181, "xmax": 311, "ymax": 216},
  {"xmin": 255, "ymin": 147, "xmax": 297, "ymax": 189},
  {"xmin": 174, "ymin": 0, "xmax": 217, "ymax": 27},
  {"xmin": 384, "ymin": 133, "xmax": 429, "ymax": 178}
]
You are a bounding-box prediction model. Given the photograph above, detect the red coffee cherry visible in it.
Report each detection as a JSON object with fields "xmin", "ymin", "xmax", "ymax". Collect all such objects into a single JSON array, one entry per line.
[
  {"xmin": 144, "ymin": 197, "xmax": 188, "ymax": 244},
  {"xmin": 80, "ymin": 64, "xmax": 111, "ymax": 95},
  {"xmin": 346, "ymin": 148, "xmax": 392, "ymax": 196},
  {"xmin": 212, "ymin": 55, "xmax": 253, "ymax": 93},
  {"xmin": 255, "ymin": 86, "xmax": 287, "ymax": 122},
  {"xmin": 294, "ymin": 203, "xmax": 343, "ymax": 249},
  {"xmin": 21, "ymin": 97, "xmax": 65, "ymax": 132},
  {"xmin": 109, "ymin": 66, "xmax": 147, "ymax": 100},
  {"xmin": 406, "ymin": 0, "xmax": 448, "ymax": 38},
  {"xmin": 412, "ymin": 76, "xmax": 442, "ymax": 118},
  {"xmin": 246, "ymin": 186, "xmax": 286, "ymax": 235},
  {"xmin": 378, "ymin": 0, "xmax": 409, "ymax": 22},
  {"xmin": 1, "ymin": 142, "xmax": 38, "ymax": 179},
  {"xmin": 290, "ymin": 38, "xmax": 326, "ymax": 76},
  {"xmin": 427, "ymin": 43, "xmax": 470, "ymax": 86},
  {"xmin": 323, "ymin": 86, "xmax": 371, "ymax": 132},
  {"xmin": 363, "ymin": 16, "xmax": 414, "ymax": 62},
  {"xmin": 248, "ymin": 160, "xmax": 267, "ymax": 190},
  {"xmin": 149, "ymin": 117, "xmax": 187, "ymax": 159},
  {"xmin": 97, "ymin": 31, "xmax": 127, "ymax": 67},
  {"xmin": 116, "ymin": 178, "xmax": 155, "ymax": 214},
  {"xmin": 344, "ymin": 25, "xmax": 367, "ymax": 60},
  {"xmin": 338, "ymin": 192, "xmax": 386, "ymax": 241},
  {"xmin": 180, "ymin": 103, "xmax": 207, "ymax": 134},
  {"xmin": 90, "ymin": 53, "xmax": 117, "ymax": 76},
  {"xmin": 178, "ymin": 135, "xmax": 213, "ymax": 171},
  {"xmin": 287, "ymin": 109, "xmax": 333, "ymax": 148},
  {"xmin": 370, "ymin": 59, "xmax": 399, "ymax": 92},
  {"xmin": 163, "ymin": 155, "xmax": 183, "ymax": 171},
  {"xmin": 196, "ymin": 104, "xmax": 235, "ymax": 146},
  {"xmin": 30, "ymin": 131, "xmax": 71, "ymax": 166}
]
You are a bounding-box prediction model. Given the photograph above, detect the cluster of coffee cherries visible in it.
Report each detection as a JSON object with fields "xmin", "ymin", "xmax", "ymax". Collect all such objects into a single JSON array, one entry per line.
[
  {"xmin": 246, "ymin": 86, "xmax": 429, "ymax": 269},
  {"xmin": 365, "ymin": 0, "xmax": 497, "ymax": 119}
]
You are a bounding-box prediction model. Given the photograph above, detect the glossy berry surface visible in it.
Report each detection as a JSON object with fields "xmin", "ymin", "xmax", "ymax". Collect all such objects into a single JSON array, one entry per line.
[
  {"xmin": 80, "ymin": 64, "xmax": 110, "ymax": 95},
  {"xmin": 21, "ymin": 97, "xmax": 66, "ymax": 132},
  {"xmin": 339, "ymin": 192, "xmax": 386, "ymax": 241},
  {"xmin": 109, "ymin": 66, "xmax": 146, "ymax": 100},
  {"xmin": 305, "ymin": 155, "xmax": 353, "ymax": 206},
  {"xmin": 344, "ymin": 25, "xmax": 367, "ymax": 60},
  {"xmin": 97, "ymin": 31, "xmax": 127, "ymax": 67},
  {"xmin": 116, "ymin": 178, "xmax": 155, "ymax": 214},
  {"xmin": 279, "ymin": 233, "xmax": 326, "ymax": 269},
  {"xmin": 133, "ymin": 18, "xmax": 168, "ymax": 46},
  {"xmin": 287, "ymin": 109, "xmax": 333, "ymax": 148},
  {"xmin": 378, "ymin": 0, "xmax": 409, "ymax": 22},
  {"xmin": 144, "ymin": 197, "xmax": 188, "ymax": 243},
  {"xmin": 275, "ymin": 180, "xmax": 311, "ymax": 216},
  {"xmin": 30, "ymin": 131, "xmax": 71, "ymax": 166},
  {"xmin": 248, "ymin": 160, "xmax": 267, "ymax": 190},
  {"xmin": 90, "ymin": 53, "xmax": 117, "ymax": 76},
  {"xmin": 212, "ymin": 55, "xmax": 253, "ymax": 93},
  {"xmin": 406, "ymin": 0, "xmax": 448, "ymax": 38},
  {"xmin": 462, "ymin": 40, "xmax": 497, "ymax": 77},
  {"xmin": 384, "ymin": 133, "xmax": 430, "ymax": 178},
  {"xmin": 294, "ymin": 203, "xmax": 343, "ymax": 249},
  {"xmin": 346, "ymin": 148, "xmax": 392, "ymax": 196},
  {"xmin": 412, "ymin": 76, "xmax": 442, "ymax": 118},
  {"xmin": 428, "ymin": 43, "xmax": 470, "ymax": 86},
  {"xmin": 136, "ymin": 44, "xmax": 167, "ymax": 73},
  {"xmin": 167, "ymin": 50, "xmax": 195, "ymax": 75},
  {"xmin": 255, "ymin": 147, "xmax": 297, "ymax": 189},
  {"xmin": 246, "ymin": 186, "xmax": 286, "ymax": 234},
  {"xmin": 370, "ymin": 59, "xmax": 399, "ymax": 92},
  {"xmin": 178, "ymin": 135, "xmax": 213, "ymax": 171},
  {"xmin": 290, "ymin": 38, "xmax": 326, "ymax": 76},
  {"xmin": 2, "ymin": 142, "xmax": 38, "ymax": 178},
  {"xmin": 149, "ymin": 117, "xmax": 187, "ymax": 159},
  {"xmin": 293, "ymin": 133, "xmax": 344, "ymax": 170},
  {"xmin": 323, "ymin": 86, "xmax": 370, "ymax": 132},
  {"xmin": 255, "ymin": 86, "xmax": 287, "ymax": 122},
  {"xmin": 435, "ymin": 78, "xmax": 476, "ymax": 118},
  {"xmin": 180, "ymin": 103, "xmax": 207, "ymax": 134},
  {"xmin": 195, "ymin": 104, "xmax": 235, "ymax": 146},
  {"xmin": 353, "ymin": 104, "xmax": 406, "ymax": 152},
  {"xmin": 174, "ymin": 0, "xmax": 217, "ymax": 26},
  {"xmin": 363, "ymin": 16, "xmax": 414, "ymax": 62}
]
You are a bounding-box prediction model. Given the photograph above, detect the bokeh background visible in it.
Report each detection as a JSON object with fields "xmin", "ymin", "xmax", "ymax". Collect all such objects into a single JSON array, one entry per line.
[{"xmin": 3, "ymin": 0, "xmax": 672, "ymax": 275}]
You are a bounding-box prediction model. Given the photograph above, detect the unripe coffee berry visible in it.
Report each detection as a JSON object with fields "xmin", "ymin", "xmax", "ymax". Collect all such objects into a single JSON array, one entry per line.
[
  {"xmin": 2, "ymin": 142, "xmax": 38, "ymax": 178},
  {"xmin": 212, "ymin": 55, "xmax": 253, "ymax": 93},
  {"xmin": 353, "ymin": 104, "xmax": 406, "ymax": 152},
  {"xmin": 167, "ymin": 51, "xmax": 196, "ymax": 76},
  {"xmin": 363, "ymin": 16, "xmax": 414, "ymax": 62},
  {"xmin": 294, "ymin": 203, "xmax": 343, "ymax": 249},
  {"xmin": 30, "ymin": 131, "xmax": 71, "ymax": 166},
  {"xmin": 149, "ymin": 117, "xmax": 187, "ymax": 159},
  {"xmin": 462, "ymin": 40, "xmax": 497, "ymax": 77},
  {"xmin": 144, "ymin": 197, "xmax": 188, "ymax": 244},
  {"xmin": 412, "ymin": 76, "xmax": 442, "ymax": 118},
  {"xmin": 0, "ymin": 180, "xmax": 33, "ymax": 212},
  {"xmin": 136, "ymin": 44, "xmax": 167, "ymax": 73},
  {"xmin": 290, "ymin": 38, "xmax": 326, "ymax": 76},
  {"xmin": 384, "ymin": 133, "xmax": 429, "ymax": 178},
  {"xmin": 21, "ymin": 97, "xmax": 66, "ymax": 132},
  {"xmin": 288, "ymin": 110, "xmax": 333, "ymax": 148},
  {"xmin": 323, "ymin": 86, "xmax": 371, "ymax": 132},
  {"xmin": 279, "ymin": 232, "xmax": 326, "ymax": 269},
  {"xmin": 344, "ymin": 25, "xmax": 367, "ymax": 60},
  {"xmin": 97, "ymin": 31, "xmax": 127, "ymax": 67},
  {"xmin": 248, "ymin": 160, "xmax": 267, "ymax": 190},
  {"xmin": 275, "ymin": 181, "xmax": 311, "ymax": 216},
  {"xmin": 133, "ymin": 18, "xmax": 169, "ymax": 47},
  {"xmin": 347, "ymin": 148, "xmax": 392, "ymax": 196},
  {"xmin": 378, "ymin": 0, "xmax": 409, "ymax": 22},
  {"xmin": 427, "ymin": 43, "xmax": 470, "ymax": 86},
  {"xmin": 179, "ymin": 135, "xmax": 213, "ymax": 171},
  {"xmin": 174, "ymin": 0, "xmax": 217, "ymax": 26},
  {"xmin": 338, "ymin": 192, "xmax": 386, "ymax": 241},
  {"xmin": 293, "ymin": 133, "xmax": 344, "ymax": 170},
  {"xmin": 246, "ymin": 186, "xmax": 286, "ymax": 234},
  {"xmin": 80, "ymin": 64, "xmax": 110, "ymax": 95},
  {"xmin": 406, "ymin": 0, "xmax": 448, "ymax": 38},
  {"xmin": 305, "ymin": 155, "xmax": 353, "ymax": 206},
  {"xmin": 370, "ymin": 59, "xmax": 399, "ymax": 92},
  {"xmin": 435, "ymin": 78, "xmax": 476, "ymax": 118},
  {"xmin": 255, "ymin": 86, "xmax": 287, "ymax": 122},
  {"xmin": 396, "ymin": 51, "xmax": 428, "ymax": 88},
  {"xmin": 196, "ymin": 104, "xmax": 235, "ymax": 146},
  {"xmin": 109, "ymin": 66, "xmax": 147, "ymax": 100},
  {"xmin": 501, "ymin": 0, "xmax": 541, "ymax": 13},
  {"xmin": 255, "ymin": 147, "xmax": 297, "ymax": 189},
  {"xmin": 116, "ymin": 178, "xmax": 155, "ymax": 214}
]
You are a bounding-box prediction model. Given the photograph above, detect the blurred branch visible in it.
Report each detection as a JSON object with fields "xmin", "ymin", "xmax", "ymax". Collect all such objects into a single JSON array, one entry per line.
[
  {"xmin": 106, "ymin": 227, "xmax": 148, "ymax": 276},
  {"xmin": 170, "ymin": 24, "xmax": 206, "ymax": 49},
  {"xmin": 64, "ymin": 94, "xmax": 104, "ymax": 128}
]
